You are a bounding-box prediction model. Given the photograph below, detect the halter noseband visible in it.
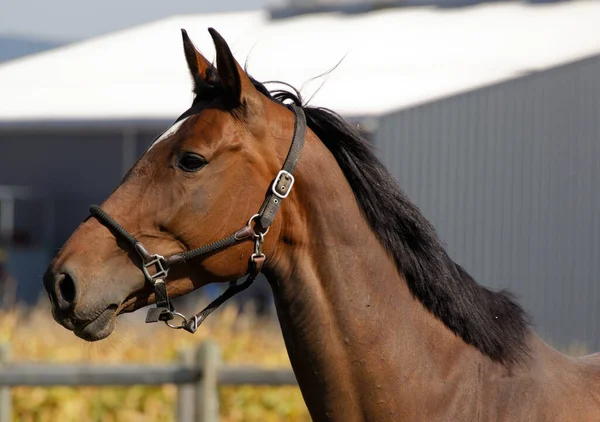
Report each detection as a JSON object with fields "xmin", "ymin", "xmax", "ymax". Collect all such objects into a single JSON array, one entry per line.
[{"xmin": 88, "ymin": 105, "xmax": 306, "ymax": 334}]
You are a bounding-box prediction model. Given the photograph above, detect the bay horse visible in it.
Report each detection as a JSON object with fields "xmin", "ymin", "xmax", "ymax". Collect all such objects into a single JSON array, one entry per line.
[{"xmin": 44, "ymin": 28, "xmax": 600, "ymax": 420}]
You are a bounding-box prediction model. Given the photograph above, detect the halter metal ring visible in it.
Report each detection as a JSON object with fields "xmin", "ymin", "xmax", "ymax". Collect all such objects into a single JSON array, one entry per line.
[
  {"xmin": 165, "ymin": 311, "xmax": 190, "ymax": 329},
  {"xmin": 247, "ymin": 214, "xmax": 269, "ymax": 237}
]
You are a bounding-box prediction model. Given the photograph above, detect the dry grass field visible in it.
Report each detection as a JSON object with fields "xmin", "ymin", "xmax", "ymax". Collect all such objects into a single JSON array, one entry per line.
[{"xmin": 0, "ymin": 300, "xmax": 310, "ymax": 422}]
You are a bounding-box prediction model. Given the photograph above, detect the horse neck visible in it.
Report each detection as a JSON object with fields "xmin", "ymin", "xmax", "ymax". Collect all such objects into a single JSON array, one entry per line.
[{"xmin": 264, "ymin": 133, "xmax": 506, "ymax": 420}]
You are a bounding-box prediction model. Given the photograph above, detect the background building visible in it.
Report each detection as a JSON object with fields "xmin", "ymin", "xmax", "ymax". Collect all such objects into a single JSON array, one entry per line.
[{"xmin": 0, "ymin": 0, "xmax": 599, "ymax": 347}]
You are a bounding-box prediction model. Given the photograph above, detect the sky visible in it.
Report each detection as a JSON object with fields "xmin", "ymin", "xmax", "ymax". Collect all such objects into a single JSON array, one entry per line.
[{"xmin": 0, "ymin": 0, "xmax": 278, "ymax": 42}]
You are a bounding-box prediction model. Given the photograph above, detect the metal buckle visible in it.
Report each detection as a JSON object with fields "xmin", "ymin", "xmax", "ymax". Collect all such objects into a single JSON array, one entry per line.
[
  {"xmin": 146, "ymin": 307, "xmax": 194, "ymax": 330},
  {"xmin": 271, "ymin": 170, "xmax": 294, "ymax": 199},
  {"xmin": 141, "ymin": 254, "xmax": 169, "ymax": 283}
]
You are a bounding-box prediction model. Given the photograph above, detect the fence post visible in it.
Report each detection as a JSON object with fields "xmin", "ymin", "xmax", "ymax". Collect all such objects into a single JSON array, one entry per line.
[
  {"xmin": 196, "ymin": 340, "xmax": 221, "ymax": 422},
  {"xmin": 176, "ymin": 348, "xmax": 195, "ymax": 422},
  {"xmin": 0, "ymin": 343, "xmax": 11, "ymax": 422}
]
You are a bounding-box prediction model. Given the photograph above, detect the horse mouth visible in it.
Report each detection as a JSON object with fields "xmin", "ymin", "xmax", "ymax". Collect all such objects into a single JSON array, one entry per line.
[
  {"xmin": 116, "ymin": 288, "xmax": 155, "ymax": 315},
  {"xmin": 73, "ymin": 305, "xmax": 118, "ymax": 341}
]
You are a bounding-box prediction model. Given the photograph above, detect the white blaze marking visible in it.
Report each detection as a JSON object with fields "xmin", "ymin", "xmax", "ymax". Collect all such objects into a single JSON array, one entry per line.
[{"xmin": 149, "ymin": 116, "xmax": 191, "ymax": 150}]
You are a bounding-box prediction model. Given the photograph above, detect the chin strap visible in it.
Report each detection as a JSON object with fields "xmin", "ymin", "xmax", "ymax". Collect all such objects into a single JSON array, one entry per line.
[
  {"xmin": 180, "ymin": 255, "xmax": 265, "ymax": 333},
  {"xmin": 88, "ymin": 104, "xmax": 306, "ymax": 333}
]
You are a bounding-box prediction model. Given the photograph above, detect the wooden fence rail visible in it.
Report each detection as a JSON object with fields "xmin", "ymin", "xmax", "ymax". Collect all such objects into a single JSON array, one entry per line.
[{"xmin": 0, "ymin": 341, "xmax": 298, "ymax": 422}]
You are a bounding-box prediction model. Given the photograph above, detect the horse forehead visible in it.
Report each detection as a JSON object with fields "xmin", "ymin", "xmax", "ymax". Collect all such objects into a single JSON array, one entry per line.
[
  {"xmin": 192, "ymin": 111, "xmax": 236, "ymax": 137},
  {"xmin": 152, "ymin": 110, "xmax": 241, "ymax": 151},
  {"xmin": 149, "ymin": 116, "xmax": 192, "ymax": 150}
]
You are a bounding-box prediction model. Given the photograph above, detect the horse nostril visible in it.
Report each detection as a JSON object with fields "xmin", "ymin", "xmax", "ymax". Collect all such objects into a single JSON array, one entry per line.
[
  {"xmin": 56, "ymin": 272, "xmax": 78, "ymax": 309},
  {"xmin": 59, "ymin": 275, "xmax": 76, "ymax": 303}
]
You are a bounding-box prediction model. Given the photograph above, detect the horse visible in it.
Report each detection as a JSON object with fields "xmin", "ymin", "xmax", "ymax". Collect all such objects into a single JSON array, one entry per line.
[{"xmin": 43, "ymin": 28, "xmax": 600, "ymax": 421}]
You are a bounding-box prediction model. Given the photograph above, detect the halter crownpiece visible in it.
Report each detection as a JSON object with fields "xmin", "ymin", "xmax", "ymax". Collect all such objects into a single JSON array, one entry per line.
[{"xmin": 88, "ymin": 104, "xmax": 306, "ymax": 333}]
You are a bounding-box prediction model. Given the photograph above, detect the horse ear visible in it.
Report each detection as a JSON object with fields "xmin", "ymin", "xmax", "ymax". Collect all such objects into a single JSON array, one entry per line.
[
  {"xmin": 208, "ymin": 27, "xmax": 259, "ymax": 108},
  {"xmin": 181, "ymin": 29, "xmax": 212, "ymax": 81}
]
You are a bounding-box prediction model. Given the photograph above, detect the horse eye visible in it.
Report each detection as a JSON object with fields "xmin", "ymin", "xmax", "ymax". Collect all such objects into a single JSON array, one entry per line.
[{"xmin": 177, "ymin": 153, "xmax": 207, "ymax": 172}]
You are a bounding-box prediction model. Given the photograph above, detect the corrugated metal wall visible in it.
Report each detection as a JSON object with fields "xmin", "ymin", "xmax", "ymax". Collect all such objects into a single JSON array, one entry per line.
[
  {"xmin": 0, "ymin": 128, "xmax": 161, "ymax": 249},
  {"xmin": 375, "ymin": 55, "xmax": 600, "ymax": 349},
  {"xmin": 0, "ymin": 132, "xmax": 125, "ymax": 248}
]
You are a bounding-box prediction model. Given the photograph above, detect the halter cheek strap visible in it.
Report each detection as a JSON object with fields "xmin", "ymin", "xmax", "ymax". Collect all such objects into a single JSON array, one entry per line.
[
  {"xmin": 88, "ymin": 104, "xmax": 306, "ymax": 334},
  {"xmin": 258, "ymin": 104, "xmax": 306, "ymax": 228}
]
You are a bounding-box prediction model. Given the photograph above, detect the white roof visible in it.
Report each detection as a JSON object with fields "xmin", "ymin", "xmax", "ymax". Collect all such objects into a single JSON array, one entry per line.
[{"xmin": 1, "ymin": 1, "xmax": 600, "ymax": 123}]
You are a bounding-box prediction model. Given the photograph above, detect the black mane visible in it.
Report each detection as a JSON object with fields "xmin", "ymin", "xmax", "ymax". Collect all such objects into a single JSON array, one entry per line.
[{"xmin": 192, "ymin": 71, "xmax": 530, "ymax": 364}]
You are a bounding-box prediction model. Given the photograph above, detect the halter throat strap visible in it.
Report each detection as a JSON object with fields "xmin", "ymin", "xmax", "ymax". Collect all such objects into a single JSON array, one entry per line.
[{"xmin": 88, "ymin": 104, "xmax": 306, "ymax": 333}]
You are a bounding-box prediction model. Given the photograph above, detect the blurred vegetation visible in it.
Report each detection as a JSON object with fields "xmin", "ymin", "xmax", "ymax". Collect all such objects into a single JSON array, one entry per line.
[{"xmin": 0, "ymin": 301, "xmax": 310, "ymax": 422}]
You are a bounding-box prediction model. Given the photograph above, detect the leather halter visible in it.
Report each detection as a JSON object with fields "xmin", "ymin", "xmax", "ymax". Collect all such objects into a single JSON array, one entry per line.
[{"xmin": 88, "ymin": 104, "xmax": 306, "ymax": 334}]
